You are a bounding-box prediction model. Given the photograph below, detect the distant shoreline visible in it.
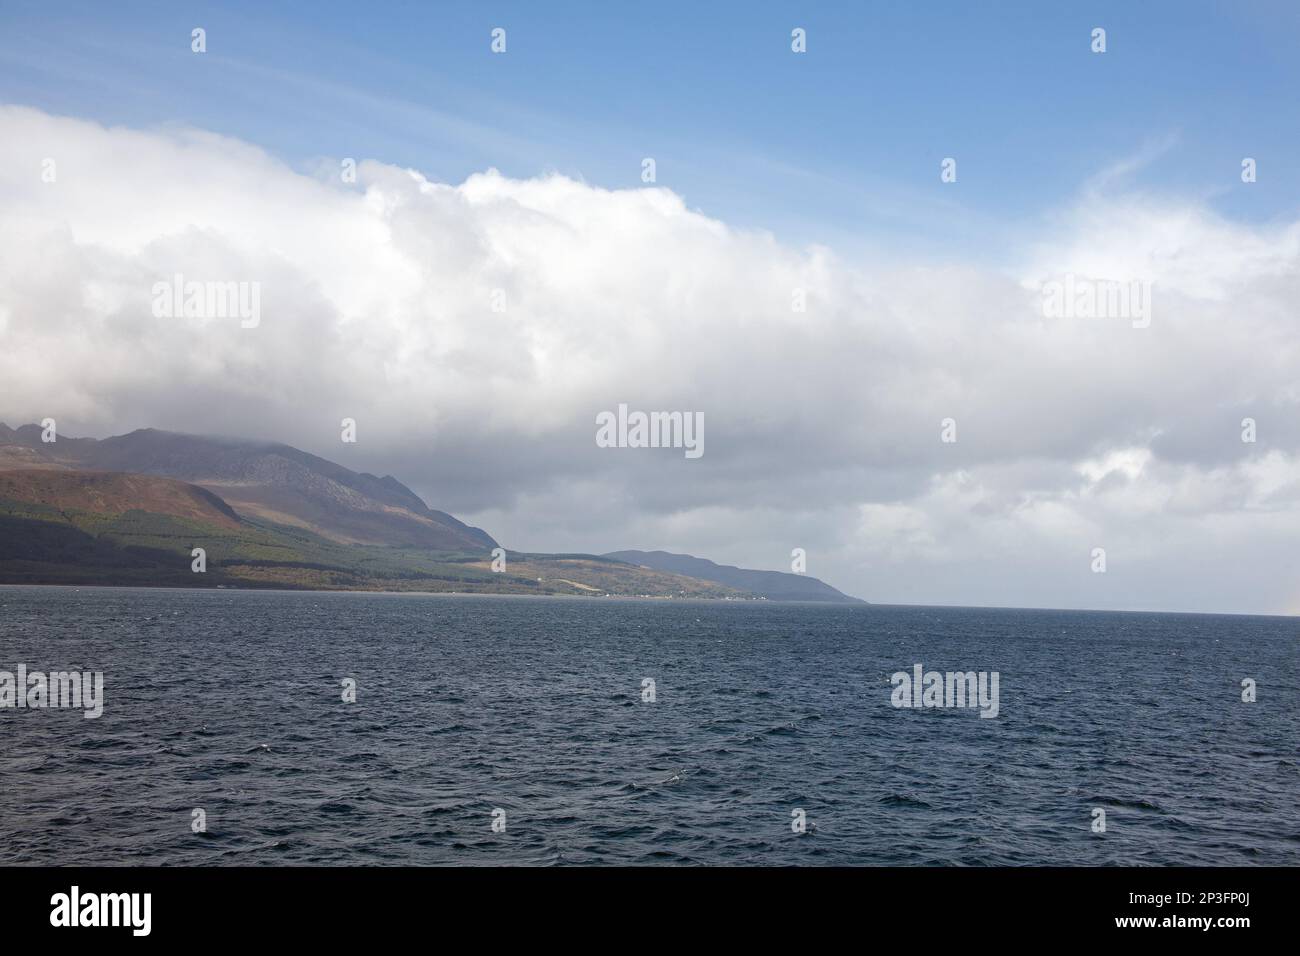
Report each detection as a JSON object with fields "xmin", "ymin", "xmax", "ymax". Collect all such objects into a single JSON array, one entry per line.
[
  {"xmin": 0, "ymin": 581, "xmax": 793, "ymax": 603},
  {"xmin": 0, "ymin": 581, "xmax": 1291, "ymax": 618}
]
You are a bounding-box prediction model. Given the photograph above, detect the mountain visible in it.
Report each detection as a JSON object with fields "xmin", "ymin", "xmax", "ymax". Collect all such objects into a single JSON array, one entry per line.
[
  {"xmin": 0, "ymin": 424, "xmax": 495, "ymax": 552},
  {"xmin": 0, "ymin": 423, "xmax": 852, "ymax": 602},
  {"xmin": 603, "ymin": 550, "xmax": 865, "ymax": 603},
  {"xmin": 0, "ymin": 467, "xmax": 752, "ymax": 597}
]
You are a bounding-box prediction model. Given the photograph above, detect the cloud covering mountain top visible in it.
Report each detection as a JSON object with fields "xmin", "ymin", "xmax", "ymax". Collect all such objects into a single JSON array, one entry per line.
[{"xmin": 2, "ymin": 104, "xmax": 1298, "ymax": 613}]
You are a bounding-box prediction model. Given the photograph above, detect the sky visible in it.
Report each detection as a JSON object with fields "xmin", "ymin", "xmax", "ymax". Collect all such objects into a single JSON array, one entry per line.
[{"xmin": 1, "ymin": 2, "xmax": 1299, "ymax": 613}]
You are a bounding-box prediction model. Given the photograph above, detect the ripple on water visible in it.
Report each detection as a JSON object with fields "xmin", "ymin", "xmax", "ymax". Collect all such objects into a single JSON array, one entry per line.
[{"xmin": 2, "ymin": 587, "xmax": 1297, "ymax": 866}]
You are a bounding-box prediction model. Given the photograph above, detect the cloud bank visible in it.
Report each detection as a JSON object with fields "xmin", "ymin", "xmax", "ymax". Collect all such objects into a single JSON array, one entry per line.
[{"xmin": 2, "ymin": 105, "xmax": 1299, "ymax": 613}]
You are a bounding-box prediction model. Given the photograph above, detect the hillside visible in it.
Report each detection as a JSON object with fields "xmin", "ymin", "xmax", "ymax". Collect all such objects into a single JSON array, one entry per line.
[
  {"xmin": 0, "ymin": 466, "xmax": 752, "ymax": 598},
  {"xmin": 604, "ymin": 549, "xmax": 864, "ymax": 603},
  {"xmin": 0, "ymin": 424, "xmax": 833, "ymax": 601},
  {"xmin": 0, "ymin": 470, "xmax": 242, "ymax": 528},
  {"xmin": 0, "ymin": 423, "xmax": 495, "ymax": 552}
]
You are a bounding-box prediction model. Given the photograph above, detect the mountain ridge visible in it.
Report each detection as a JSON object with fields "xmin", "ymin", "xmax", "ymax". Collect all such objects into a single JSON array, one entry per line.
[
  {"xmin": 0, "ymin": 423, "xmax": 496, "ymax": 552},
  {"xmin": 0, "ymin": 422, "xmax": 867, "ymax": 602},
  {"xmin": 604, "ymin": 549, "xmax": 864, "ymax": 603}
]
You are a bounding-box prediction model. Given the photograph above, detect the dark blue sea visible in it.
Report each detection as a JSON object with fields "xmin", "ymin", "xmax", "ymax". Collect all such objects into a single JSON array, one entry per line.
[{"xmin": 1, "ymin": 586, "xmax": 1296, "ymax": 865}]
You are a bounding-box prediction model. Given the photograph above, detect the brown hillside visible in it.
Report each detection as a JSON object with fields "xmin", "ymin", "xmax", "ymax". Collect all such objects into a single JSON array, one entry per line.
[
  {"xmin": 0, "ymin": 424, "xmax": 496, "ymax": 552},
  {"xmin": 0, "ymin": 470, "xmax": 244, "ymax": 529}
]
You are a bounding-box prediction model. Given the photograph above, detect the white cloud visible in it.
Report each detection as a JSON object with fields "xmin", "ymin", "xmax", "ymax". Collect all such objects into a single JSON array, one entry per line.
[{"xmin": 1, "ymin": 104, "xmax": 1298, "ymax": 613}]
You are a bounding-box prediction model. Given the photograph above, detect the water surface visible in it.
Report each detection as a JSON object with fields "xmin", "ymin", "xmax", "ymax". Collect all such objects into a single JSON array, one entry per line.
[{"xmin": 1, "ymin": 587, "xmax": 1295, "ymax": 865}]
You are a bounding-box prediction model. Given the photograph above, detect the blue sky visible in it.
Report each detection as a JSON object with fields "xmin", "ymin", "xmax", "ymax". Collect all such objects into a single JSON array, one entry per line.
[{"xmin": 2, "ymin": 0, "xmax": 1297, "ymax": 260}]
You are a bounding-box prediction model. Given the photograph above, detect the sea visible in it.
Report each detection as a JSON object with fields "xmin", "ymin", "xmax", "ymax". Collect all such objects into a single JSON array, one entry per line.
[{"xmin": 1, "ymin": 586, "xmax": 1296, "ymax": 865}]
